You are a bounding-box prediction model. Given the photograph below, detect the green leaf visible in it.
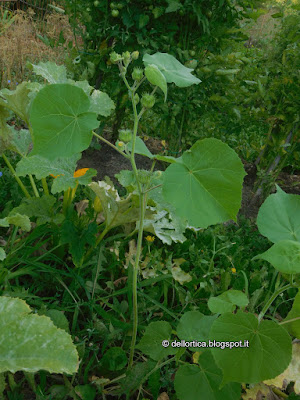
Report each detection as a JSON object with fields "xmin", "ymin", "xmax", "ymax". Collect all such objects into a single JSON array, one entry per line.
[
  {"xmin": 162, "ymin": 138, "xmax": 246, "ymax": 228},
  {"xmin": 208, "ymin": 290, "xmax": 249, "ymax": 314},
  {"xmin": 89, "ymin": 90, "xmax": 115, "ymax": 117},
  {"xmin": 127, "ymin": 136, "xmax": 154, "ymax": 159},
  {"xmin": 31, "ymin": 61, "xmax": 67, "ymax": 84},
  {"xmin": 136, "ymin": 321, "xmax": 177, "ymax": 360},
  {"xmin": 210, "ymin": 311, "xmax": 292, "ymax": 384},
  {"xmin": 138, "ymin": 14, "xmax": 149, "ymax": 29},
  {"xmin": 166, "ymin": 0, "xmax": 182, "ymax": 13},
  {"xmin": 144, "ymin": 64, "xmax": 167, "ymax": 101},
  {"xmin": 0, "ymin": 82, "xmax": 32, "ymax": 123},
  {"xmin": 29, "ymin": 84, "xmax": 99, "ymax": 159},
  {"xmin": 9, "ymin": 196, "xmax": 57, "ymax": 226},
  {"xmin": 0, "ymin": 214, "xmax": 31, "ymax": 232},
  {"xmin": 175, "ymin": 353, "xmax": 241, "ymax": 400},
  {"xmin": 117, "ymin": 361, "xmax": 155, "ymax": 395},
  {"xmin": 143, "ymin": 52, "xmax": 201, "ymax": 87},
  {"xmin": 0, "ymin": 248, "xmax": 6, "ymax": 261},
  {"xmin": 9, "ymin": 129, "xmax": 32, "ymax": 156},
  {"xmin": 74, "ymin": 385, "xmax": 96, "ymax": 400},
  {"xmin": 283, "ymin": 290, "xmax": 300, "ymax": 339},
  {"xmin": 44, "ymin": 309, "xmax": 70, "ymax": 333},
  {"xmin": 253, "ymin": 240, "xmax": 300, "ymax": 274},
  {"xmin": 177, "ymin": 312, "xmax": 217, "ymax": 352},
  {"xmin": 101, "ymin": 347, "xmax": 127, "ymax": 371},
  {"xmin": 16, "ymin": 154, "xmax": 96, "ymax": 194},
  {"xmin": 257, "ymin": 186, "xmax": 300, "ymax": 243},
  {"xmin": 0, "ymin": 296, "xmax": 78, "ymax": 374}
]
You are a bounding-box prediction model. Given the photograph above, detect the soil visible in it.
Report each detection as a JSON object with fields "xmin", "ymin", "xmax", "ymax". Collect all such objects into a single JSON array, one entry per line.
[{"xmin": 77, "ymin": 135, "xmax": 300, "ymax": 222}]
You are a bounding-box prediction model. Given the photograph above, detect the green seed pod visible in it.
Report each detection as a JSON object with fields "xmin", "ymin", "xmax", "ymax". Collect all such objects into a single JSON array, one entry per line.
[
  {"xmin": 141, "ymin": 93, "xmax": 156, "ymax": 109},
  {"xmin": 118, "ymin": 129, "xmax": 133, "ymax": 143},
  {"xmin": 131, "ymin": 51, "xmax": 139, "ymax": 60},
  {"xmin": 110, "ymin": 51, "xmax": 123, "ymax": 64},
  {"xmin": 138, "ymin": 170, "xmax": 151, "ymax": 184},
  {"xmin": 134, "ymin": 93, "xmax": 140, "ymax": 105},
  {"xmin": 132, "ymin": 67, "xmax": 143, "ymax": 81},
  {"xmin": 122, "ymin": 51, "xmax": 131, "ymax": 66}
]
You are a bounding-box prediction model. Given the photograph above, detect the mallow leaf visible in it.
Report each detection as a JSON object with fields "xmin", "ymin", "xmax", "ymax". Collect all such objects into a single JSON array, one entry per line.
[
  {"xmin": 143, "ymin": 52, "xmax": 201, "ymax": 87},
  {"xmin": 0, "ymin": 214, "xmax": 31, "ymax": 232},
  {"xmin": 283, "ymin": 290, "xmax": 300, "ymax": 339},
  {"xmin": 208, "ymin": 290, "xmax": 249, "ymax": 314},
  {"xmin": 29, "ymin": 84, "xmax": 99, "ymax": 159},
  {"xmin": 174, "ymin": 352, "xmax": 241, "ymax": 400},
  {"xmin": 0, "ymin": 296, "xmax": 78, "ymax": 374},
  {"xmin": 210, "ymin": 311, "xmax": 292, "ymax": 384},
  {"xmin": 162, "ymin": 138, "xmax": 246, "ymax": 228},
  {"xmin": 253, "ymin": 240, "xmax": 300, "ymax": 274},
  {"xmin": 257, "ymin": 186, "xmax": 300, "ymax": 243},
  {"xmin": 31, "ymin": 61, "xmax": 67, "ymax": 84}
]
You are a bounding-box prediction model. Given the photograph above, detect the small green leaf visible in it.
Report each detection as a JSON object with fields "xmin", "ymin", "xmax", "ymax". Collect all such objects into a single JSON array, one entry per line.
[
  {"xmin": 210, "ymin": 311, "xmax": 292, "ymax": 384},
  {"xmin": 29, "ymin": 84, "xmax": 99, "ymax": 159},
  {"xmin": 9, "ymin": 196, "xmax": 56, "ymax": 226},
  {"xmin": 74, "ymin": 385, "xmax": 96, "ymax": 400},
  {"xmin": 44, "ymin": 309, "xmax": 70, "ymax": 333},
  {"xmin": 0, "ymin": 296, "xmax": 78, "ymax": 374},
  {"xmin": 136, "ymin": 321, "xmax": 177, "ymax": 360},
  {"xmin": 283, "ymin": 290, "xmax": 300, "ymax": 339},
  {"xmin": 89, "ymin": 90, "xmax": 115, "ymax": 117},
  {"xmin": 143, "ymin": 52, "xmax": 201, "ymax": 87},
  {"xmin": 9, "ymin": 129, "xmax": 32, "ymax": 156},
  {"xmin": 174, "ymin": 352, "xmax": 241, "ymax": 400},
  {"xmin": 101, "ymin": 347, "xmax": 127, "ymax": 371},
  {"xmin": 145, "ymin": 64, "xmax": 167, "ymax": 101},
  {"xmin": 166, "ymin": 0, "xmax": 182, "ymax": 13},
  {"xmin": 127, "ymin": 136, "xmax": 154, "ymax": 159},
  {"xmin": 162, "ymin": 138, "xmax": 246, "ymax": 228},
  {"xmin": 0, "ymin": 214, "xmax": 31, "ymax": 232},
  {"xmin": 0, "ymin": 248, "xmax": 6, "ymax": 261},
  {"xmin": 208, "ymin": 290, "xmax": 249, "ymax": 314},
  {"xmin": 0, "ymin": 82, "xmax": 32, "ymax": 123},
  {"xmin": 257, "ymin": 186, "xmax": 300, "ymax": 243},
  {"xmin": 253, "ymin": 240, "xmax": 300, "ymax": 274},
  {"xmin": 31, "ymin": 61, "xmax": 67, "ymax": 84}
]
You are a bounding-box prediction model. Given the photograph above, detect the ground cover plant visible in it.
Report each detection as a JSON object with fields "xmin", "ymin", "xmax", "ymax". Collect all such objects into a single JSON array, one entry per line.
[{"xmin": 0, "ymin": 42, "xmax": 300, "ymax": 400}]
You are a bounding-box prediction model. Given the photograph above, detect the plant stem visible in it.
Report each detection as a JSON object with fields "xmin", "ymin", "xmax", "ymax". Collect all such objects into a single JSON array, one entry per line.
[
  {"xmin": 258, "ymin": 283, "xmax": 293, "ymax": 322},
  {"xmin": 29, "ymin": 174, "xmax": 40, "ymax": 197},
  {"xmin": 41, "ymin": 177, "xmax": 49, "ymax": 195},
  {"xmin": 2, "ymin": 153, "xmax": 31, "ymax": 198},
  {"xmin": 92, "ymin": 130, "xmax": 130, "ymax": 159}
]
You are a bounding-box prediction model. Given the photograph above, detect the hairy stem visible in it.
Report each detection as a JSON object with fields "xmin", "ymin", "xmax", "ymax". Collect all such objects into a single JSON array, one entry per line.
[{"xmin": 2, "ymin": 153, "xmax": 31, "ymax": 198}]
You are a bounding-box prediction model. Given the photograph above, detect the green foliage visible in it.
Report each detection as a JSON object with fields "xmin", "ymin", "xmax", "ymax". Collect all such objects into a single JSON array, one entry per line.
[{"xmin": 208, "ymin": 290, "xmax": 249, "ymax": 314}]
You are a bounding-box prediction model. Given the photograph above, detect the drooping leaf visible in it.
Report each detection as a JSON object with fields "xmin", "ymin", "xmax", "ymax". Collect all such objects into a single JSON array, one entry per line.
[
  {"xmin": 174, "ymin": 352, "xmax": 241, "ymax": 400},
  {"xmin": 257, "ymin": 186, "xmax": 300, "ymax": 243},
  {"xmin": 136, "ymin": 321, "xmax": 177, "ymax": 361},
  {"xmin": 253, "ymin": 240, "xmax": 300, "ymax": 274},
  {"xmin": 143, "ymin": 52, "xmax": 201, "ymax": 87},
  {"xmin": 16, "ymin": 154, "xmax": 96, "ymax": 194},
  {"xmin": 29, "ymin": 84, "xmax": 99, "ymax": 159},
  {"xmin": 208, "ymin": 290, "xmax": 249, "ymax": 314},
  {"xmin": 176, "ymin": 312, "xmax": 217, "ymax": 352},
  {"xmin": 31, "ymin": 61, "xmax": 67, "ymax": 84},
  {"xmin": 162, "ymin": 138, "xmax": 246, "ymax": 228},
  {"xmin": 0, "ymin": 296, "xmax": 78, "ymax": 373},
  {"xmin": 283, "ymin": 290, "xmax": 300, "ymax": 338},
  {"xmin": 145, "ymin": 64, "xmax": 167, "ymax": 101},
  {"xmin": 0, "ymin": 82, "xmax": 32, "ymax": 123},
  {"xmin": 210, "ymin": 311, "xmax": 292, "ymax": 384},
  {"xmin": 0, "ymin": 214, "xmax": 31, "ymax": 232}
]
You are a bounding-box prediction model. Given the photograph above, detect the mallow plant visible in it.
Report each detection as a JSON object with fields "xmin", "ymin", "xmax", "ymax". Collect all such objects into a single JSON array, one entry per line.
[{"xmin": 0, "ymin": 50, "xmax": 298, "ymax": 399}]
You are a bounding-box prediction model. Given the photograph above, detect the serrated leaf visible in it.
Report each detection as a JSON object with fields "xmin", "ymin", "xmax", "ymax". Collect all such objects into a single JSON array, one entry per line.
[
  {"xmin": 9, "ymin": 129, "xmax": 32, "ymax": 156},
  {"xmin": 89, "ymin": 90, "xmax": 115, "ymax": 117},
  {"xmin": 283, "ymin": 290, "xmax": 300, "ymax": 338},
  {"xmin": 143, "ymin": 52, "xmax": 201, "ymax": 87},
  {"xmin": 9, "ymin": 195, "xmax": 56, "ymax": 226},
  {"xmin": 0, "ymin": 214, "xmax": 31, "ymax": 232},
  {"xmin": 174, "ymin": 352, "xmax": 241, "ymax": 400},
  {"xmin": 162, "ymin": 138, "xmax": 246, "ymax": 228},
  {"xmin": 145, "ymin": 64, "xmax": 167, "ymax": 101},
  {"xmin": 29, "ymin": 84, "xmax": 99, "ymax": 159},
  {"xmin": 176, "ymin": 312, "xmax": 217, "ymax": 352},
  {"xmin": 136, "ymin": 321, "xmax": 177, "ymax": 360},
  {"xmin": 0, "ymin": 296, "xmax": 78, "ymax": 374},
  {"xmin": 208, "ymin": 290, "xmax": 249, "ymax": 314},
  {"xmin": 31, "ymin": 61, "xmax": 67, "ymax": 84},
  {"xmin": 16, "ymin": 154, "xmax": 96, "ymax": 194},
  {"xmin": 253, "ymin": 240, "xmax": 300, "ymax": 274},
  {"xmin": 257, "ymin": 186, "xmax": 300, "ymax": 243},
  {"xmin": 210, "ymin": 311, "xmax": 292, "ymax": 384},
  {"xmin": 0, "ymin": 82, "xmax": 32, "ymax": 123}
]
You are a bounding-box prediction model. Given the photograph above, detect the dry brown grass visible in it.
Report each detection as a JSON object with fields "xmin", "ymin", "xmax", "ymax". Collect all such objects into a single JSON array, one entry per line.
[{"xmin": 0, "ymin": 7, "xmax": 79, "ymax": 88}]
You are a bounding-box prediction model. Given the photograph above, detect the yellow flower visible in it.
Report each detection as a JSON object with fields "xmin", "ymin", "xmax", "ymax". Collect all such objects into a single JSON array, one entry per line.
[
  {"xmin": 145, "ymin": 235, "xmax": 155, "ymax": 243},
  {"xmin": 231, "ymin": 267, "xmax": 236, "ymax": 274},
  {"xmin": 118, "ymin": 141, "xmax": 125, "ymax": 147},
  {"xmin": 74, "ymin": 168, "xmax": 89, "ymax": 178}
]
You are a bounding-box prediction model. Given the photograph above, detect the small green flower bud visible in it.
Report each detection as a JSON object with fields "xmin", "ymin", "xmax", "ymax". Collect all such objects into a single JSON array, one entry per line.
[
  {"xmin": 141, "ymin": 93, "xmax": 156, "ymax": 109},
  {"xmin": 110, "ymin": 51, "xmax": 123, "ymax": 64},
  {"xmin": 118, "ymin": 129, "xmax": 133, "ymax": 143},
  {"xmin": 138, "ymin": 170, "xmax": 151, "ymax": 184},
  {"xmin": 131, "ymin": 51, "xmax": 139, "ymax": 60},
  {"xmin": 122, "ymin": 51, "xmax": 131, "ymax": 66},
  {"xmin": 134, "ymin": 93, "xmax": 140, "ymax": 105},
  {"xmin": 132, "ymin": 67, "xmax": 144, "ymax": 81}
]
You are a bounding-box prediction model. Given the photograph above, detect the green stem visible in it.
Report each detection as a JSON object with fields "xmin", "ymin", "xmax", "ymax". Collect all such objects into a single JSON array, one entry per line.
[
  {"xmin": 258, "ymin": 283, "xmax": 293, "ymax": 322},
  {"xmin": 92, "ymin": 130, "xmax": 130, "ymax": 159},
  {"xmin": 62, "ymin": 188, "xmax": 71, "ymax": 214},
  {"xmin": 41, "ymin": 177, "xmax": 49, "ymax": 195},
  {"xmin": 29, "ymin": 174, "xmax": 39, "ymax": 197},
  {"xmin": 2, "ymin": 153, "xmax": 31, "ymax": 198}
]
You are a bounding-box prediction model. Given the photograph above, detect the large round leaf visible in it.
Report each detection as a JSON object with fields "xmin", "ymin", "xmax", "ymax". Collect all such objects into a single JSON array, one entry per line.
[
  {"xmin": 257, "ymin": 186, "xmax": 300, "ymax": 243},
  {"xmin": 210, "ymin": 311, "xmax": 292, "ymax": 384},
  {"xmin": 174, "ymin": 352, "xmax": 241, "ymax": 400},
  {"xmin": 0, "ymin": 296, "xmax": 78, "ymax": 374},
  {"xmin": 30, "ymin": 84, "xmax": 99, "ymax": 160},
  {"xmin": 162, "ymin": 138, "xmax": 246, "ymax": 228}
]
